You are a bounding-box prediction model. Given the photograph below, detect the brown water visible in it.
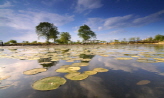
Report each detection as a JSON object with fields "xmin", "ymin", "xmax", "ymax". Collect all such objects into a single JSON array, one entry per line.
[{"xmin": 0, "ymin": 44, "xmax": 164, "ymax": 98}]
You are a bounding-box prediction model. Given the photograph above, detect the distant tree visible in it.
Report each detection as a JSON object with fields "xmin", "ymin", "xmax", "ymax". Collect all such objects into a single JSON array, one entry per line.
[
  {"xmin": 129, "ymin": 37, "xmax": 135, "ymax": 42},
  {"xmin": 78, "ymin": 24, "xmax": 96, "ymax": 41},
  {"xmin": 36, "ymin": 22, "xmax": 59, "ymax": 42},
  {"xmin": 31, "ymin": 41, "xmax": 37, "ymax": 44},
  {"xmin": 154, "ymin": 34, "xmax": 164, "ymax": 41},
  {"xmin": 9, "ymin": 40, "xmax": 17, "ymax": 44},
  {"xmin": 136, "ymin": 37, "xmax": 140, "ymax": 41},
  {"xmin": 60, "ymin": 32, "xmax": 71, "ymax": 44},
  {"xmin": 147, "ymin": 37, "xmax": 153, "ymax": 41}
]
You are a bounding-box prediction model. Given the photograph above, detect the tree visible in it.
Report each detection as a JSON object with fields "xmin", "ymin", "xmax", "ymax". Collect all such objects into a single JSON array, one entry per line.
[
  {"xmin": 36, "ymin": 22, "xmax": 59, "ymax": 42},
  {"xmin": 59, "ymin": 32, "xmax": 71, "ymax": 44},
  {"xmin": 78, "ymin": 24, "xmax": 96, "ymax": 41},
  {"xmin": 154, "ymin": 34, "xmax": 164, "ymax": 41},
  {"xmin": 9, "ymin": 40, "xmax": 17, "ymax": 44}
]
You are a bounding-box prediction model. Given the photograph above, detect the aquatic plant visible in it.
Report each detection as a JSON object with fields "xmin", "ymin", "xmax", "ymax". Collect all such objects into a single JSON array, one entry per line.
[
  {"xmin": 32, "ymin": 76, "xmax": 66, "ymax": 90},
  {"xmin": 23, "ymin": 68, "xmax": 47, "ymax": 75}
]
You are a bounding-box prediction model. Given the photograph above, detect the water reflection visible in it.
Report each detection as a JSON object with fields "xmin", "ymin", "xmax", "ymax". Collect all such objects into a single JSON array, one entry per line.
[{"xmin": 0, "ymin": 45, "xmax": 164, "ymax": 98}]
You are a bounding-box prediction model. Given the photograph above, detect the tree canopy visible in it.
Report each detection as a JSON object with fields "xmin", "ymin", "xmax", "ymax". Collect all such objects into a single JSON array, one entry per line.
[
  {"xmin": 36, "ymin": 22, "xmax": 59, "ymax": 42},
  {"xmin": 78, "ymin": 24, "xmax": 96, "ymax": 41},
  {"xmin": 60, "ymin": 32, "xmax": 71, "ymax": 44},
  {"xmin": 154, "ymin": 34, "xmax": 164, "ymax": 41}
]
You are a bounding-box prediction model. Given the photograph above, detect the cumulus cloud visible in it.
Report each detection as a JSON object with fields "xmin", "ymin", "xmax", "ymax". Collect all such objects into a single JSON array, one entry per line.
[
  {"xmin": 0, "ymin": 1, "xmax": 13, "ymax": 8},
  {"xmin": 0, "ymin": 9, "xmax": 74, "ymax": 30},
  {"xmin": 75, "ymin": 0, "xmax": 103, "ymax": 13},
  {"xmin": 85, "ymin": 10, "xmax": 164, "ymax": 30}
]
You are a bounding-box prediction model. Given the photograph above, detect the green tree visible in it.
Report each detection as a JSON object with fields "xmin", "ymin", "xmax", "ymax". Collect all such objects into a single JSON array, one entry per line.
[
  {"xmin": 78, "ymin": 24, "xmax": 96, "ymax": 41},
  {"xmin": 9, "ymin": 40, "xmax": 17, "ymax": 44},
  {"xmin": 154, "ymin": 34, "xmax": 164, "ymax": 41},
  {"xmin": 36, "ymin": 22, "xmax": 59, "ymax": 42},
  {"xmin": 31, "ymin": 41, "xmax": 37, "ymax": 44},
  {"xmin": 60, "ymin": 32, "xmax": 71, "ymax": 44}
]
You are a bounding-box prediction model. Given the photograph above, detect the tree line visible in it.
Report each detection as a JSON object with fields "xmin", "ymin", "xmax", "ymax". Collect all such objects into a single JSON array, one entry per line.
[{"xmin": 3, "ymin": 22, "xmax": 164, "ymax": 45}]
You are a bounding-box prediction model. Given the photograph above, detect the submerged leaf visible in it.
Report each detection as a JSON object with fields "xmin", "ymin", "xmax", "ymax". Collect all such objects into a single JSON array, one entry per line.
[
  {"xmin": 32, "ymin": 76, "xmax": 66, "ymax": 91},
  {"xmin": 136, "ymin": 80, "xmax": 150, "ymax": 85}
]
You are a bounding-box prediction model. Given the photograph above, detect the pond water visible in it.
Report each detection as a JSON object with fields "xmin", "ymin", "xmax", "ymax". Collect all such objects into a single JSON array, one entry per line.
[{"xmin": 0, "ymin": 44, "xmax": 164, "ymax": 98}]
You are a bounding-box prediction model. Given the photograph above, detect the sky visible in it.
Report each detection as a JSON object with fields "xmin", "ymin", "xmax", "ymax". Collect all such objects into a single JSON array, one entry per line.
[{"xmin": 0, "ymin": 0, "xmax": 164, "ymax": 42}]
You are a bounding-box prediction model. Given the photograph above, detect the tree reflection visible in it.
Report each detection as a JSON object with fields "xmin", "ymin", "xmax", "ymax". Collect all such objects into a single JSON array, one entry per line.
[{"xmin": 38, "ymin": 57, "xmax": 59, "ymax": 68}]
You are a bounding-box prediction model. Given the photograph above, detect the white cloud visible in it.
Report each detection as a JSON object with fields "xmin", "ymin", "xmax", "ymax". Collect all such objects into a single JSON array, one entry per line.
[
  {"xmin": 0, "ymin": 9, "xmax": 74, "ymax": 30},
  {"xmin": 0, "ymin": 1, "xmax": 13, "ymax": 8},
  {"xmin": 75, "ymin": 0, "xmax": 103, "ymax": 13},
  {"xmin": 85, "ymin": 10, "xmax": 164, "ymax": 30},
  {"xmin": 0, "ymin": 9, "xmax": 74, "ymax": 42}
]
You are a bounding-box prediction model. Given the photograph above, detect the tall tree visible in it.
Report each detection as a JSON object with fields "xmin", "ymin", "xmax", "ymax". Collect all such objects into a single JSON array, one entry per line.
[
  {"xmin": 78, "ymin": 24, "xmax": 96, "ymax": 41},
  {"xmin": 36, "ymin": 22, "xmax": 59, "ymax": 42},
  {"xmin": 154, "ymin": 34, "xmax": 164, "ymax": 41},
  {"xmin": 60, "ymin": 32, "xmax": 71, "ymax": 44}
]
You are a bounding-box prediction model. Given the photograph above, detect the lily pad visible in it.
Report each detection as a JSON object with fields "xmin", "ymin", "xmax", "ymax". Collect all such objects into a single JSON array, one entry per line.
[
  {"xmin": 65, "ymin": 73, "xmax": 88, "ymax": 80},
  {"xmin": 115, "ymin": 57, "xmax": 133, "ymax": 60},
  {"xmin": 0, "ymin": 76, "xmax": 11, "ymax": 80},
  {"xmin": 93, "ymin": 68, "xmax": 109, "ymax": 72},
  {"xmin": 67, "ymin": 67, "xmax": 80, "ymax": 71},
  {"xmin": 23, "ymin": 68, "xmax": 47, "ymax": 75},
  {"xmin": 32, "ymin": 76, "xmax": 66, "ymax": 91},
  {"xmin": 79, "ymin": 63, "xmax": 89, "ymax": 66},
  {"xmin": 55, "ymin": 68, "xmax": 77, "ymax": 73},
  {"xmin": 136, "ymin": 80, "xmax": 150, "ymax": 85},
  {"xmin": 84, "ymin": 71, "xmax": 97, "ymax": 75}
]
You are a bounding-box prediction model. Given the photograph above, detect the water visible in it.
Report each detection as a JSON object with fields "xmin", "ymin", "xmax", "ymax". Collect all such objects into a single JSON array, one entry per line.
[{"xmin": 0, "ymin": 44, "xmax": 164, "ymax": 98}]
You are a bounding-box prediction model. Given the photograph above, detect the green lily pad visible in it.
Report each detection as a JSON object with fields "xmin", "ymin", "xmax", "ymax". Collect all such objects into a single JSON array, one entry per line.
[
  {"xmin": 115, "ymin": 57, "xmax": 133, "ymax": 60},
  {"xmin": 32, "ymin": 76, "xmax": 66, "ymax": 91},
  {"xmin": 0, "ymin": 76, "xmax": 11, "ymax": 80},
  {"xmin": 93, "ymin": 68, "xmax": 109, "ymax": 72},
  {"xmin": 84, "ymin": 71, "xmax": 97, "ymax": 75},
  {"xmin": 65, "ymin": 73, "xmax": 88, "ymax": 80},
  {"xmin": 55, "ymin": 68, "xmax": 77, "ymax": 73},
  {"xmin": 79, "ymin": 63, "xmax": 89, "ymax": 66},
  {"xmin": 67, "ymin": 67, "xmax": 80, "ymax": 71},
  {"xmin": 136, "ymin": 80, "xmax": 150, "ymax": 85},
  {"xmin": 23, "ymin": 68, "xmax": 47, "ymax": 75}
]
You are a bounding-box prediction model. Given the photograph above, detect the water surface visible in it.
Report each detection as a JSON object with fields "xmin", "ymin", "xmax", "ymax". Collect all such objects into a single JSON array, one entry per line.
[{"xmin": 0, "ymin": 44, "xmax": 164, "ymax": 98}]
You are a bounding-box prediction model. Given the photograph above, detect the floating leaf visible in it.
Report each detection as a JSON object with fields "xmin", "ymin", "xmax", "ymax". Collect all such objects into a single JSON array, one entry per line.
[
  {"xmin": 32, "ymin": 76, "xmax": 66, "ymax": 91},
  {"xmin": 23, "ymin": 68, "xmax": 47, "ymax": 75},
  {"xmin": 136, "ymin": 80, "xmax": 150, "ymax": 85},
  {"xmin": 93, "ymin": 68, "xmax": 108, "ymax": 72},
  {"xmin": 115, "ymin": 57, "xmax": 133, "ymax": 60},
  {"xmin": 67, "ymin": 67, "xmax": 80, "ymax": 71},
  {"xmin": 84, "ymin": 71, "xmax": 97, "ymax": 75},
  {"xmin": 79, "ymin": 63, "xmax": 89, "ymax": 66},
  {"xmin": 55, "ymin": 68, "xmax": 77, "ymax": 73},
  {"xmin": 65, "ymin": 73, "xmax": 88, "ymax": 80}
]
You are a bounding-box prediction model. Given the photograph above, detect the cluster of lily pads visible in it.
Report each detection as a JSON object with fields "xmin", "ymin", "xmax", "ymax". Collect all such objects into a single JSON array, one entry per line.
[
  {"xmin": 0, "ymin": 45, "xmax": 162, "ymax": 90},
  {"xmin": 0, "ymin": 45, "xmax": 164, "ymax": 64},
  {"xmin": 23, "ymin": 63, "xmax": 108, "ymax": 91}
]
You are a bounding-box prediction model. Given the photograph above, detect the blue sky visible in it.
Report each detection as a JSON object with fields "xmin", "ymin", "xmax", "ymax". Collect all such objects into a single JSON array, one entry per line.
[{"xmin": 0, "ymin": 0, "xmax": 164, "ymax": 42}]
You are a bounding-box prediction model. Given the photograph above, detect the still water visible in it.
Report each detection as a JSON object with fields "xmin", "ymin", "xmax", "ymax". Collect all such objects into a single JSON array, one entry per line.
[{"xmin": 0, "ymin": 44, "xmax": 164, "ymax": 98}]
